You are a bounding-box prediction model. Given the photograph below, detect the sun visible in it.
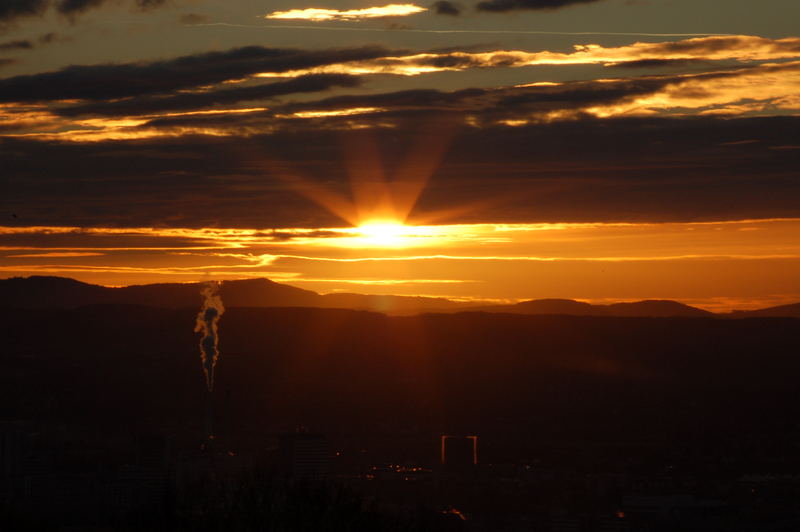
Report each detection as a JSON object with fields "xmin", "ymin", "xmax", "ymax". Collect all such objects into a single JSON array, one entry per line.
[
  {"xmin": 356, "ymin": 220, "xmax": 411, "ymax": 247},
  {"xmin": 312, "ymin": 219, "xmax": 448, "ymax": 249}
]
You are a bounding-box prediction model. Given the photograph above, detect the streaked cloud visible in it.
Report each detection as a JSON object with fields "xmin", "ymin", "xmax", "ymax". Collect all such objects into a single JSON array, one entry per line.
[
  {"xmin": 9, "ymin": 251, "xmax": 104, "ymax": 257},
  {"xmin": 291, "ymin": 277, "xmax": 472, "ymax": 285},
  {"xmin": 55, "ymin": 74, "xmax": 361, "ymax": 117},
  {"xmin": 191, "ymin": 20, "xmax": 735, "ymax": 38},
  {"xmin": 477, "ymin": 0, "xmax": 603, "ymax": 13},
  {"xmin": 261, "ymin": 61, "xmax": 800, "ymax": 128},
  {"xmin": 2, "ymin": 114, "xmax": 798, "ymax": 230},
  {"xmin": 0, "ymin": 39, "xmax": 33, "ymax": 51},
  {"xmin": 2, "ymin": 35, "xmax": 798, "ymax": 135},
  {"xmin": 11, "ymin": 55, "xmax": 799, "ymax": 141},
  {"xmin": 3, "ymin": 106, "xmax": 270, "ymax": 141},
  {"xmin": 5, "ymin": 219, "xmax": 800, "ymax": 257},
  {"xmin": 256, "ymin": 36, "xmax": 800, "ymax": 79},
  {"xmin": 265, "ymin": 4, "xmax": 427, "ymax": 21},
  {"xmin": 2, "ymin": 219, "xmax": 799, "ymax": 309},
  {"xmin": 57, "ymin": 0, "xmax": 166, "ymax": 16},
  {"xmin": 431, "ymin": 0, "xmax": 461, "ymax": 15},
  {"xmin": 0, "ymin": 45, "xmax": 395, "ymax": 103},
  {"xmin": 179, "ymin": 13, "xmax": 208, "ymax": 24},
  {"xmin": 0, "ymin": 0, "xmax": 168, "ymax": 24},
  {"xmin": 0, "ymin": 0, "xmax": 48, "ymax": 24},
  {"xmin": 288, "ymin": 106, "xmax": 383, "ymax": 119}
]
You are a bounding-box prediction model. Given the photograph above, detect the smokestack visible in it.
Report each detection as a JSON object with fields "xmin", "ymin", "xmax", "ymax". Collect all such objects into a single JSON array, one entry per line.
[
  {"xmin": 195, "ymin": 281, "xmax": 225, "ymax": 392},
  {"xmin": 202, "ymin": 389, "xmax": 215, "ymax": 449}
]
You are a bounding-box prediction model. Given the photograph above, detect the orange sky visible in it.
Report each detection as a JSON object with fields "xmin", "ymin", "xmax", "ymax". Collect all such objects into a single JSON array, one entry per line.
[
  {"xmin": 2, "ymin": 218, "xmax": 799, "ymax": 311},
  {"xmin": 1, "ymin": 1, "xmax": 799, "ymax": 311}
]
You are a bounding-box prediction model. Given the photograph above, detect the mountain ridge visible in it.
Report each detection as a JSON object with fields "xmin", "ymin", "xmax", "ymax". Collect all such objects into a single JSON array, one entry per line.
[{"xmin": 0, "ymin": 275, "xmax": 796, "ymax": 318}]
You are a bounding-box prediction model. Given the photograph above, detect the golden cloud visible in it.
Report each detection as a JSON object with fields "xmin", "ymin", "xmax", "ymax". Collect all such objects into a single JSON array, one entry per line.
[
  {"xmin": 580, "ymin": 61, "xmax": 800, "ymax": 120},
  {"xmin": 3, "ymin": 220, "xmax": 800, "ymax": 310},
  {"xmin": 256, "ymin": 35, "xmax": 800, "ymax": 78},
  {"xmin": 265, "ymin": 4, "xmax": 426, "ymax": 21},
  {"xmin": 5, "ymin": 36, "xmax": 800, "ymax": 141}
]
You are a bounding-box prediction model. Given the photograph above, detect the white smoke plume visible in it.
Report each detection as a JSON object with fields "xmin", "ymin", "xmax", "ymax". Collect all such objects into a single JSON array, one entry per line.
[{"xmin": 195, "ymin": 281, "xmax": 225, "ymax": 392}]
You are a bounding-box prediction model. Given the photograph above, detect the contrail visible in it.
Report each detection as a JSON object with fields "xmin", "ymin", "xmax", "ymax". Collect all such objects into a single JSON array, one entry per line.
[
  {"xmin": 195, "ymin": 281, "xmax": 225, "ymax": 392},
  {"xmin": 186, "ymin": 22, "xmax": 735, "ymax": 37}
]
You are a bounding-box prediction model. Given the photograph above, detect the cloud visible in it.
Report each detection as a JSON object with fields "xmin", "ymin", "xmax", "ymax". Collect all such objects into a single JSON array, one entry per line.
[
  {"xmin": 57, "ymin": 0, "xmax": 104, "ymax": 16},
  {"xmin": 247, "ymin": 36, "xmax": 800, "ymax": 79},
  {"xmin": 2, "ymin": 220, "xmax": 799, "ymax": 311},
  {"xmin": 0, "ymin": 1, "xmax": 48, "ymax": 24},
  {"xmin": 56, "ymin": 74, "xmax": 362, "ymax": 116},
  {"xmin": 38, "ymin": 32, "xmax": 64, "ymax": 43},
  {"xmin": 0, "ymin": 33, "xmax": 66, "ymax": 51},
  {"xmin": 431, "ymin": 1, "xmax": 461, "ymax": 15},
  {"xmin": 0, "ymin": 39, "xmax": 33, "ymax": 50},
  {"xmin": 604, "ymin": 58, "xmax": 706, "ymax": 69},
  {"xmin": 2, "ymin": 112, "xmax": 799, "ymax": 230},
  {"xmin": 58, "ymin": 0, "xmax": 166, "ymax": 15},
  {"xmin": 265, "ymin": 4, "xmax": 426, "ymax": 21},
  {"xmin": 9, "ymin": 251, "xmax": 104, "ymax": 257},
  {"xmin": 6, "ymin": 53, "xmax": 800, "ymax": 142},
  {"xmin": 3, "ymin": 221, "xmax": 800, "ymax": 260},
  {"xmin": 257, "ymin": 61, "xmax": 800, "ymax": 125},
  {"xmin": 0, "ymin": 45, "xmax": 397, "ymax": 103},
  {"xmin": 9, "ymin": 60, "xmax": 800, "ymax": 142},
  {"xmin": 1, "ymin": 0, "xmax": 167, "ymax": 24},
  {"xmin": 3, "ymin": 36, "xmax": 800, "ymax": 144},
  {"xmin": 134, "ymin": 0, "xmax": 166, "ymax": 11},
  {"xmin": 179, "ymin": 12, "xmax": 208, "ymax": 24},
  {"xmin": 477, "ymin": 0, "xmax": 602, "ymax": 13},
  {"xmin": 2, "ymin": 35, "xmax": 795, "ymax": 109}
]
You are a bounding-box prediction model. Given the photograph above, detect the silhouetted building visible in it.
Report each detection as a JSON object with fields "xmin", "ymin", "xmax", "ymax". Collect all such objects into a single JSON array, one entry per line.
[
  {"xmin": 550, "ymin": 512, "xmax": 583, "ymax": 532},
  {"xmin": 279, "ymin": 433, "xmax": 329, "ymax": 479},
  {"xmin": 0, "ymin": 426, "xmax": 24, "ymax": 499},
  {"xmin": 109, "ymin": 464, "xmax": 171, "ymax": 511},
  {"xmin": 136, "ymin": 434, "xmax": 171, "ymax": 469},
  {"xmin": 440, "ymin": 435, "xmax": 477, "ymax": 471}
]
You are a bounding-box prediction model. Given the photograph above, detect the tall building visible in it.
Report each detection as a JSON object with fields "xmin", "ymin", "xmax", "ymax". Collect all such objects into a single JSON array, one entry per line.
[
  {"xmin": 440, "ymin": 435, "xmax": 478, "ymax": 471},
  {"xmin": 135, "ymin": 434, "xmax": 170, "ymax": 469},
  {"xmin": 279, "ymin": 433, "xmax": 329, "ymax": 479},
  {"xmin": 0, "ymin": 426, "xmax": 24, "ymax": 499}
]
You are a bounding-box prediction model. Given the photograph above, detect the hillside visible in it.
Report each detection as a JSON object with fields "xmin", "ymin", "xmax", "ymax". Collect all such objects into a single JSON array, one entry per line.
[
  {"xmin": 3, "ymin": 306, "xmax": 799, "ymax": 453},
  {"xmin": 0, "ymin": 276, "xmax": 796, "ymax": 318}
]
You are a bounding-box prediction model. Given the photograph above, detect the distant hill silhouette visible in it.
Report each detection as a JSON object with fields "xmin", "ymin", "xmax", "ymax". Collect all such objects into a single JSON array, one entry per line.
[
  {"xmin": 0, "ymin": 275, "xmax": 796, "ymax": 317},
  {"xmin": 319, "ymin": 292, "xmax": 468, "ymax": 314},
  {"xmin": 503, "ymin": 298, "xmax": 602, "ymax": 316},
  {"xmin": 727, "ymin": 302, "xmax": 800, "ymax": 319},
  {"xmin": 605, "ymin": 299, "xmax": 713, "ymax": 317},
  {"xmin": 0, "ymin": 276, "xmax": 317, "ymax": 309},
  {"xmin": 470, "ymin": 298, "xmax": 713, "ymax": 318},
  {"xmin": 0, "ymin": 276, "xmax": 474, "ymax": 315}
]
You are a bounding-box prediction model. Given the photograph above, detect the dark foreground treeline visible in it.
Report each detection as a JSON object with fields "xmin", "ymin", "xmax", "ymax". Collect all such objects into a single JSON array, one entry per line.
[{"xmin": 1, "ymin": 473, "xmax": 466, "ymax": 532}]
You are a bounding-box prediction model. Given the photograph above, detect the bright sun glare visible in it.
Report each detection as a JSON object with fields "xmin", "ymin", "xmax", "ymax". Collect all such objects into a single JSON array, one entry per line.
[
  {"xmin": 323, "ymin": 220, "xmax": 447, "ymax": 249},
  {"xmin": 356, "ymin": 221, "xmax": 411, "ymax": 247}
]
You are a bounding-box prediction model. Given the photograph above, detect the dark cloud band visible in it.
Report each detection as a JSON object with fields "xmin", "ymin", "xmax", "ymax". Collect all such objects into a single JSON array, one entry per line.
[
  {"xmin": 1, "ymin": 0, "xmax": 166, "ymax": 23},
  {"xmin": 56, "ymin": 74, "xmax": 362, "ymax": 117},
  {"xmin": 0, "ymin": 45, "xmax": 396, "ymax": 103},
  {"xmin": 0, "ymin": 39, "xmax": 33, "ymax": 50},
  {"xmin": 476, "ymin": 0, "xmax": 602, "ymax": 13},
  {"xmin": 0, "ymin": 0, "xmax": 48, "ymax": 22},
  {"xmin": 432, "ymin": 1, "xmax": 461, "ymax": 15},
  {"xmin": 2, "ymin": 115, "xmax": 798, "ymax": 228}
]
